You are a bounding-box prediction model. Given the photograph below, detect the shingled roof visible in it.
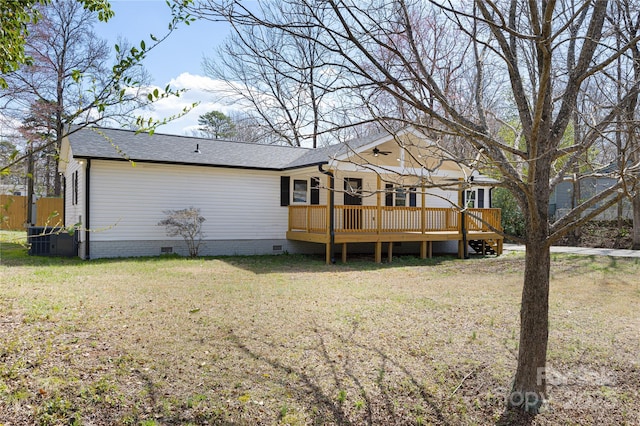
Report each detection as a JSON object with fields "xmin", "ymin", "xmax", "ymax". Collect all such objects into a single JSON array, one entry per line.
[
  {"xmin": 66, "ymin": 127, "xmax": 325, "ymax": 170},
  {"xmin": 65, "ymin": 126, "xmax": 401, "ymax": 170}
]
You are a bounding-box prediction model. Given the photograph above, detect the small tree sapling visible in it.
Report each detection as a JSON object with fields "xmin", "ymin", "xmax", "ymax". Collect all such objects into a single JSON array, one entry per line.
[{"xmin": 158, "ymin": 207, "xmax": 206, "ymax": 258}]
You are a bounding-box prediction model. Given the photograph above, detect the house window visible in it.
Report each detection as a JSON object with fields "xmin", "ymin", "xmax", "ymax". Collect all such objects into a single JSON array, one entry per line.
[
  {"xmin": 385, "ymin": 184, "xmax": 416, "ymax": 207},
  {"xmin": 465, "ymin": 190, "xmax": 476, "ymax": 208},
  {"xmin": 293, "ymin": 179, "xmax": 308, "ymax": 203},
  {"xmin": 310, "ymin": 177, "xmax": 320, "ymax": 205},
  {"xmin": 396, "ymin": 187, "xmax": 407, "ymax": 206}
]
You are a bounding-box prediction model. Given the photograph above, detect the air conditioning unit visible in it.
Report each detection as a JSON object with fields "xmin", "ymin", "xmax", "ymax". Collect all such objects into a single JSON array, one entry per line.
[{"xmin": 28, "ymin": 227, "xmax": 78, "ymax": 257}]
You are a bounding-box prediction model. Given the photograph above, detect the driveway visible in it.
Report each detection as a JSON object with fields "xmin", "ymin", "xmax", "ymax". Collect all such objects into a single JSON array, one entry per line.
[{"xmin": 503, "ymin": 244, "xmax": 640, "ymax": 258}]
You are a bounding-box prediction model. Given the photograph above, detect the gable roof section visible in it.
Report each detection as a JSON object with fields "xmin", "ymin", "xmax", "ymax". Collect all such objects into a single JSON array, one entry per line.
[
  {"xmin": 66, "ymin": 127, "xmax": 330, "ymax": 171},
  {"xmin": 65, "ymin": 126, "xmax": 432, "ymax": 171}
]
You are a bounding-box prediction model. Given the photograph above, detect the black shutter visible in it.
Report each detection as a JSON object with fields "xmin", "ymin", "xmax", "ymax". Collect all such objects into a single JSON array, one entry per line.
[
  {"xmin": 73, "ymin": 170, "xmax": 78, "ymax": 205},
  {"xmin": 409, "ymin": 187, "xmax": 417, "ymax": 207},
  {"xmin": 280, "ymin": 176, "xmax": 290, "ymax": 206},
  {"xmin": 477, "ymin": 188, "xmax": 485, "ymax": 208},
  {"xmin": 385, "ymin": 184, "xmax": 393, "ymax": 206},
  {"xmin": 310, "ymin": 177, "xmax": 320, "ymax": 205}
]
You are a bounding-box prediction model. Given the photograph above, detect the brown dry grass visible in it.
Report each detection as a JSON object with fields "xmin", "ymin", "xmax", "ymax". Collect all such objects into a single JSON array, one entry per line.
[{"xmin": 1, "ymin": 234, "xmax": 639, "ymax": 425}]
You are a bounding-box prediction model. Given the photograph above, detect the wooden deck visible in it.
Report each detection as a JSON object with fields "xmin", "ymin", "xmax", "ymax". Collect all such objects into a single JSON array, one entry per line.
[{"xmin": 287, "ymin": 205, "xmax": 503, "ymax": 263}]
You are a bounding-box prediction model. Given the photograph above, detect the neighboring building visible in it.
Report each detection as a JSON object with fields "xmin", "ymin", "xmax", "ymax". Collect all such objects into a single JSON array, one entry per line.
[
  {"xmin": 550, "ymin": 164, "xmax": 631, "ymax": 221},
  {"xmin": 59, "ymin": 127, "xmax": 503, "ymax": 262},
  {"xmin": 0, "ymin": 184, "xmax": 27, "ymax": 196}
]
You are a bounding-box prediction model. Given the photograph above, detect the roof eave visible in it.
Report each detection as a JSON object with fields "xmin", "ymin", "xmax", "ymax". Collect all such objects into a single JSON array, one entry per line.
[{"xmin": 72, "ymin": 155, "xmax": 329, "ymax": 172}]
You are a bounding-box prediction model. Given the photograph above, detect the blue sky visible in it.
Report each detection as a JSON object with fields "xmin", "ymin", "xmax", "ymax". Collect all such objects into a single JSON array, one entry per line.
[{"xmin": 93, "ymin": 0, "xmax": 242, "ymax": 135}]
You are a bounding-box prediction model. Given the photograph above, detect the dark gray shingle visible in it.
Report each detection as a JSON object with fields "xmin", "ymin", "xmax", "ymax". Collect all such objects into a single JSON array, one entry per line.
[
  {"xmin": 67, "ymin": 127, "xmax": 326, "ymax": 170},
  {"xmin": 67, "ymin": 126, "xmax": 396, "ymax": 170}
]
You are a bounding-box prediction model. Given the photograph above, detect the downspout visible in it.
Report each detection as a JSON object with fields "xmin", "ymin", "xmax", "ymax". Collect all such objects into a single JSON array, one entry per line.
[
  {"xmin": 459, "ymin": 178, "xmax": 469, "ymax": 259},
  {"xmin": 461, "ymin": 210, "xmax": 469, "ymax": 259},
  {"xmin": 318, "ymin": 164, "xmax": 335, "ymax": 264},
  {"xmin": 85, "ymin": 159, "xmax": 91, "ymax": 259}
]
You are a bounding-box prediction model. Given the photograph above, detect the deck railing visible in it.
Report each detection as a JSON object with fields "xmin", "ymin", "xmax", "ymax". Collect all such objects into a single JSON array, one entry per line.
[{"xmin": 289, "ymin": 205, "xmax": 501, "ymax": 234}]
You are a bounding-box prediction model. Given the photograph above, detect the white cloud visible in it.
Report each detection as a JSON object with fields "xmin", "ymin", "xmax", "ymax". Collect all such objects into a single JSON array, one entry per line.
[{"xmin": 139, "ymin": 72, "xmax": 241, "ymax": 136}]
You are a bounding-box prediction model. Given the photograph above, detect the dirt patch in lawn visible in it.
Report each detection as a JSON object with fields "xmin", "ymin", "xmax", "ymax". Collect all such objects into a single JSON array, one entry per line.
[
  {"xmin": 556, "ymin": 220, "xmax": 634, "ymax": 249},
  {"xmin": 1, "ymin": 249, "xmax": 639, "ymax": 425}
]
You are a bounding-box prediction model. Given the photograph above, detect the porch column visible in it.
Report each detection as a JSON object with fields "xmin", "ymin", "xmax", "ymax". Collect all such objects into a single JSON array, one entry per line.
[
  {"xmin": 375, "ymin": 241, "xmax": 382, "ymax": 263},
  {"xmin": 324, "ymin": 171, "xmax": 334, "ymax": 264},
  {"xmin": 326, "ymin": 172, "xmax": 331, "ymax": 264},
  {"xmin": 421, "ymin": 182, "xmax": 426, "ymax": 234}
]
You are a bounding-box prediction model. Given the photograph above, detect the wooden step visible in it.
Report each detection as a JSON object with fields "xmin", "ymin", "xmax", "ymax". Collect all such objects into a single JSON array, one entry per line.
[{"xmin": 468, "ymin": 239, "xmax": 498, "ymax": 255}]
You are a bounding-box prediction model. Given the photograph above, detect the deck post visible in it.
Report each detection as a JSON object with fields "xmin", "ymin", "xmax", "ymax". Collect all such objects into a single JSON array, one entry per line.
[
  {"xmin": 428, "ymin": 241, "xmax": 433, "ymax": 258},
  {"xmin": 319, "ymin": 165, "xmax": 335, "ymax": 264},
  {"xmin": 458, "ymin": 178, "xmax": 469, "ymax": 259},
  {"xmin": 342, "ymin": 243, "xmax": 347, "ymax": 263},
  {"xmin": 420, "ymin": 241, "xmax": 427, "ymax": 259},
  {"xmin": 375, "ymin": 241, "xmax": 382, "ymax": 263},
  {"xmin": 326, "ymin": 176, "xmax": 332, "ymax": 240},
  {"xmin": 387, "ymin": 242, "xmax": 393, "ymax": 262},
  {"xmin": 325, "ymin": 243, "xmax": 332, "ymax": 265}
]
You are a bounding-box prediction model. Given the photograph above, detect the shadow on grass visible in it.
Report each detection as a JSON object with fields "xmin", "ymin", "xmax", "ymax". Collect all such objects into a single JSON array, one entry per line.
[
  {"xmin": 218, "ymin": 252, "xmax": 460, "ymax": 274},
  {"xmin": 215, "ymin": 326, "xmax": 457, "ymax": 425},
  {"xmin": 1, "ymin": 239, "xmax": 461, "ymax": 273},
  {"xmin": 494, "ymin": 409, "xmax": 535, "ymax": 425}
]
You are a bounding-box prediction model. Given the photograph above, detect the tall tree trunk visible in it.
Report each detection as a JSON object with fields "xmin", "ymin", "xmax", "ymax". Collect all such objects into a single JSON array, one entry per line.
[
  {"xmin": 509, "ymin": 230, "xmax": 550, "ymax": 413},
  {"xmin": 632, "ymin": 194, "xmax": 640, "ymax": 250},
  {"xmin": 509, "ymin": 140, "xmax": 552, "ymax": 413}
]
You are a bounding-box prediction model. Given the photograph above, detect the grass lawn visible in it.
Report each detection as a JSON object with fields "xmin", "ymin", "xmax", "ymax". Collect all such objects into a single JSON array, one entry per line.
[{"xmin": 1, "ymin": 230, "xmax": 639, "ymax": 425}]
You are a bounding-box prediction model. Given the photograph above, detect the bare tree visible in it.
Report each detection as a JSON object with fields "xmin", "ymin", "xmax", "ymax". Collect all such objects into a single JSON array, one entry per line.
[
  {"xmin": 611, "ymin": 0, "xmax": 640, "ymax": 248},
  {"xmin": 202, "ymin": 0, "xmax": 345, "ymax": 148},
  {"xmin": 190, "ymin": 0, "xmax": 640, "ymax": 414},
  {"xmin": 0, "ymin": 0, "xmax": 195, "ymax": 182},
  {"xmin": 0, "ymin": 0, "xmax": 144, "ymax": 195},
  {"xmin": 158, "ymin": 207, "xmax": 206, "ymax": 258},
  {"xmin": 0, "ymin": 0, "xmax": 114, "ymax": 88}
]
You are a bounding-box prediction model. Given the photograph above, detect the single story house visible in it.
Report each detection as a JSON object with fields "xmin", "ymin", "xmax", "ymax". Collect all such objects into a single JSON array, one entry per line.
[{"xmin": 59, "ymin": 126, "xmax": 503, "ymax": 262}]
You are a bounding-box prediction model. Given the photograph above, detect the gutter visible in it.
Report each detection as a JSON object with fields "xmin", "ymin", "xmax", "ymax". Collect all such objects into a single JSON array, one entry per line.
[
  {"xmin": 71, "ymin": 155, "xmax": 329, "ymax": 173},
  {"xmin": 318, "ymin": 164, "xmax": 335, "ymax": 264}
]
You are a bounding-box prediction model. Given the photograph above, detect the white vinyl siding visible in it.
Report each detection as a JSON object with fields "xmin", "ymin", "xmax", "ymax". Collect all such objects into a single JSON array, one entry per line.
[
  {"xmin": 425, "ymin": 187, "xmax": 458, "ymax": 208},
  {"xmin": 89, "ymin": 161, "xmax": 287, "ymax": 242},
  {"xmin": 64, "ymin": 154, "xmax": 86, "ymax": 231}
]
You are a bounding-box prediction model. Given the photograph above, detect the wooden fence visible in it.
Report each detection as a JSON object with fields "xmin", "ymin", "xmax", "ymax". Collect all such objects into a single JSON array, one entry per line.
[{"xmin": 1, "ymin": 195, "xmax": 64, "ymax": 230}]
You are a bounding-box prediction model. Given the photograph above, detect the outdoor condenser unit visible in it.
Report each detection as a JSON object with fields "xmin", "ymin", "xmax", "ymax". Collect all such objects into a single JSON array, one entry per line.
[{"xmin": 27, "ymin": 227, "xmax": 78, "ymax": 257}]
